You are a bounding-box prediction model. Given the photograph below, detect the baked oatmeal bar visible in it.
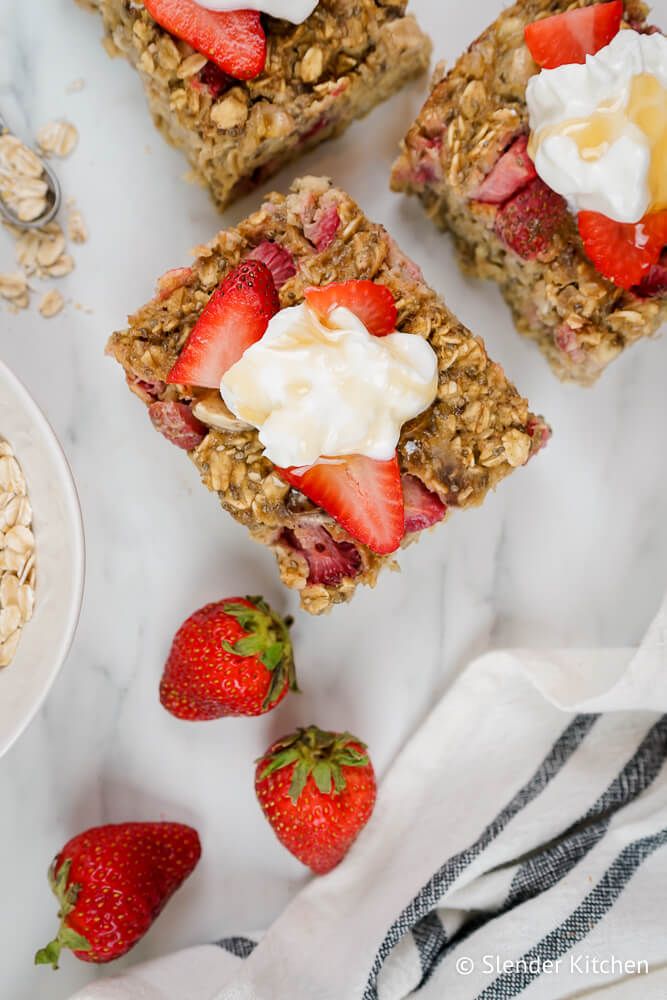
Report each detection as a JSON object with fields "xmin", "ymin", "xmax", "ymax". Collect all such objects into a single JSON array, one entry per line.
[
  {"xmin": 391, "ymin": 0, "xmax": 667, "ymax": 385},
  {"xmin": 80, "ymin": 0, "xmax": 431, "ymax": 209},
  {"xmin": 107, "ymin": 177, "xmax": 549, "ymax": 614}
]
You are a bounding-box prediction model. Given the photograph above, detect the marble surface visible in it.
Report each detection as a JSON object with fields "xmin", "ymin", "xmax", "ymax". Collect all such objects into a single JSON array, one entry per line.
[{"xmin": 0, "ymin": 0, "xmax": 666, "ymax": 997}]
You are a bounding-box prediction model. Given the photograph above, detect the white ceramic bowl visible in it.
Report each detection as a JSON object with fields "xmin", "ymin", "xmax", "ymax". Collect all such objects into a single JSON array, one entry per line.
[{"xmin": 0, "ymin": 361, "xmax": 84, "ymax": 758}]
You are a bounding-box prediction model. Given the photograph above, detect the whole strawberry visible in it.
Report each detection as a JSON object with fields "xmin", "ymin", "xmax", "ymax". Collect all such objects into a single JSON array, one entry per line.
[
  {"xmin": 35, "ymin": 822, "xmax": 201, "ymax": 968},
  {"xmin": 160, "ymin": 596, "xmax": 296, "ymax": 720},
  {"xmin": 255, "ymin": 726, "xmax": 376, "ymax": 875}
]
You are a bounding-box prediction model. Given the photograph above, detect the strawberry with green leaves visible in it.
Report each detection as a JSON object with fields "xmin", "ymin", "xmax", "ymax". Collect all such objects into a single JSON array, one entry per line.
[
  {"xmin": 160, "ymin": 596, "xmax": 297, "ymax": 720},
  {"xmin": 35, "ymin": 823, "xmax": 201, "ymax": 968},
  {"xmin": 255, "ymin": 726, "xmax": 377, "ymax": 874}
]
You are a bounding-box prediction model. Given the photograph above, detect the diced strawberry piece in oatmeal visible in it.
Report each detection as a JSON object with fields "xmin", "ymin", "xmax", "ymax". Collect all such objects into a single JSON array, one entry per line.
[
  {"xmin": 471, "ymin": 135, "xmax": 537, "ymax": 205},
  {"xmin": 196, "ymin": 62, "xmax": 231, "ymax": 98},
  {"xmin": 303, "ymin": 199, "xmax": 341, "ymax": 252},
  {"xmin": 126, "ymin": 374, "xmax": 167, "ymax": 404},
  {"xmin": 149, "ymin": 401, "xmax": 207, "ymax": 450},
  {"xmin": 282, "ymin": 524, "xmax": 362, "ymax": 587},
  {"xmin": 526, "ymin": 417, "xmax": 551, "ymax": 455},
  {"xmin": 247, "ymin": 241, "xmax": 297, "ymax": 289},
  {"xmin": 554, "ymin": 323, "xmax": 585, "ymax": 363}
]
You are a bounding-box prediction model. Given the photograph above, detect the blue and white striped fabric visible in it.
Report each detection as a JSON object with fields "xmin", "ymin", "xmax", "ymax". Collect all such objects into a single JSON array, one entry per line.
[{"xmin": 72, "ymin": 595, "xmax": 667, "ymax": 1000}]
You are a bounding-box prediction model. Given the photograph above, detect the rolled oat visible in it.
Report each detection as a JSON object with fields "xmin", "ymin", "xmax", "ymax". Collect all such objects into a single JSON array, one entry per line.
[
  {"xmin": 0, "ymin": 440, "xmax": 35, "ymax": 669},
  {"xmin": 0, "ymin": 134, "xmax": 50, "ymax": 224},
  {"xmin": 1, "ymin": 126, "xmax": 87, "ymax": 318},
  {"xmin": 39, "ymin": 288, "xmax": 65, "ymax": 318},
  {"xmin": 36, "ymin": 120, "xmax": 79, "ymax": 159}
]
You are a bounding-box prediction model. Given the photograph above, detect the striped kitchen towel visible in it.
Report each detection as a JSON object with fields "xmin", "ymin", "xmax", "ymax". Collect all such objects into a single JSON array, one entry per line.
[{"xmin": 71, "ymin": 593, "xmax": 667, "ymax": 1000}]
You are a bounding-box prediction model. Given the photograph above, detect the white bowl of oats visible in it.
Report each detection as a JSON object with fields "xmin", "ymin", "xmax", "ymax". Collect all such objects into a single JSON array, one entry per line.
[{"xmin": 0, "ymin": 360, "xmax": 84, "ymax": 758}]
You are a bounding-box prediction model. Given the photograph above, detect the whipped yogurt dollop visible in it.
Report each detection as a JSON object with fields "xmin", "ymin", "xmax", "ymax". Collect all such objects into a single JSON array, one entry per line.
[
  {"xmin": 526, "ymin": 30, "xmax": 667, "ymax": 223},
  {"xmin": 195, "ymin": 0, "xmax": 318, "ymax": 24},
  {"xmin": 220, "ymin": 302, "xmax": 438, "ymax": 468}
]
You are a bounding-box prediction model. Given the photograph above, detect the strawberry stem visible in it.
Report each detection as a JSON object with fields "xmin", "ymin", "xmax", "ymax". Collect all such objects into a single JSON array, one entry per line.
[
  {"xmin": 34, "ymin": 859, "xmax": 91, "ymax": 970},
  {"xmin": 258, "ymin": 726, "xmax": 369, "ymax": 805},
  {"xmin": 221, "ymin": 596, "xmax": 298, "ymax": 709}
]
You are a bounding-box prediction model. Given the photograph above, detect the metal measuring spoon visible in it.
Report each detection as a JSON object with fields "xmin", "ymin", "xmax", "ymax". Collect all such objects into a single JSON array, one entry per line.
[{"xmin": 0, "ymin": 113, "xmax": 62, "ymax": 230}]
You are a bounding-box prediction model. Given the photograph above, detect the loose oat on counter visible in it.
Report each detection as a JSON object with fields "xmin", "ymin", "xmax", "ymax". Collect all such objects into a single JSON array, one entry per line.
[
  {"xmin": 39, "ymin": 289, "xmax": 65, "ymax": 318},
  {"xmin": 0, "ymin": 121, "xmax": 87, "ymax": 318},
  {"xmin": 36, "ymin": 120, "xmax": 79, "ymax": 159},
  {"xmin": 0, "ymin": 440, "xmax": 36, "ymax": 669}
]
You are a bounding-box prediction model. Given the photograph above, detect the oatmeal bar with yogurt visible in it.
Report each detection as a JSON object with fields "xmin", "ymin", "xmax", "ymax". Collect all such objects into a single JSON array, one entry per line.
[
  {"xmin": 392, "ymin": 0, "xmax": 667, "ymax": 385},
  {"xmin": 80, "ymin": 0, "xmax": 431, "ymax": 209},
  {"xmin": 107, "ymin": 177, "xmax": 549, "ymax": 614}
]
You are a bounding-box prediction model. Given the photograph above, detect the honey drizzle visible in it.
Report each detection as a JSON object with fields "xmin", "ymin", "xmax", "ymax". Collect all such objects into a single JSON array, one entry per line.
[{"xmin": 530, "ymin": 73, "xmax": 667, "ymax": 211}]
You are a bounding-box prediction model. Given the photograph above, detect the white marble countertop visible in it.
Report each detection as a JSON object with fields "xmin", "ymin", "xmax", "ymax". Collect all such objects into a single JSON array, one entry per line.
[{"xmin": 1, "ymin": 0, "xmax": 666, "ymax": 997}]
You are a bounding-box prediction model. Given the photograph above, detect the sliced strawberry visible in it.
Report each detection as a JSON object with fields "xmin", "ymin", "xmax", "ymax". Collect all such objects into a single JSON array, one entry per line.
[
  {"xmin": 282, "ymin": 525, "xmax": 363, "ymax": 587},
  {"xmin": 402, "ymin": 475, "xmax": 447, "ymax": 534},
  {"xmin": 246, "ymin": 241, "xmax": 297, "ymax": 290},
  {"xmin": 305, "ymin": 280, "xmax": 398, "ymax": 337},
  {"xmin": 167, "ymin": 260, "xmax": 279, "ymax": 388},
  {"xmin": 277, "ymin": 454, "xmax": 405, "ymax": 555},
  {"xmin": 471, "ymin": 135, "xmax": 538, "ymax": 205},
  {"xmin": 577, "ymin": 210, "xmax": 667, "ymax": 290},
  {"xmin": 525, "ymin": 1, "xmax": 623, "ymax": 70},
  {"xmin": 149, "ymin": 401, "xmax": 207, "ymax": 450},
  {"xmin": 495, "ymin": 178, "xmax": 568, "ymax": 260},
  {"xmin": 143, "ymin": 1, "xmax": 266, "ymax": 80}
]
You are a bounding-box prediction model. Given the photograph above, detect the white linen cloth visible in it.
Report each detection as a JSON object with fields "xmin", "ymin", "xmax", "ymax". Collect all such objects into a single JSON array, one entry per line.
[{"xmin": 71, "ymin": 594, "xmax": 667, "ymax": 1000}]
